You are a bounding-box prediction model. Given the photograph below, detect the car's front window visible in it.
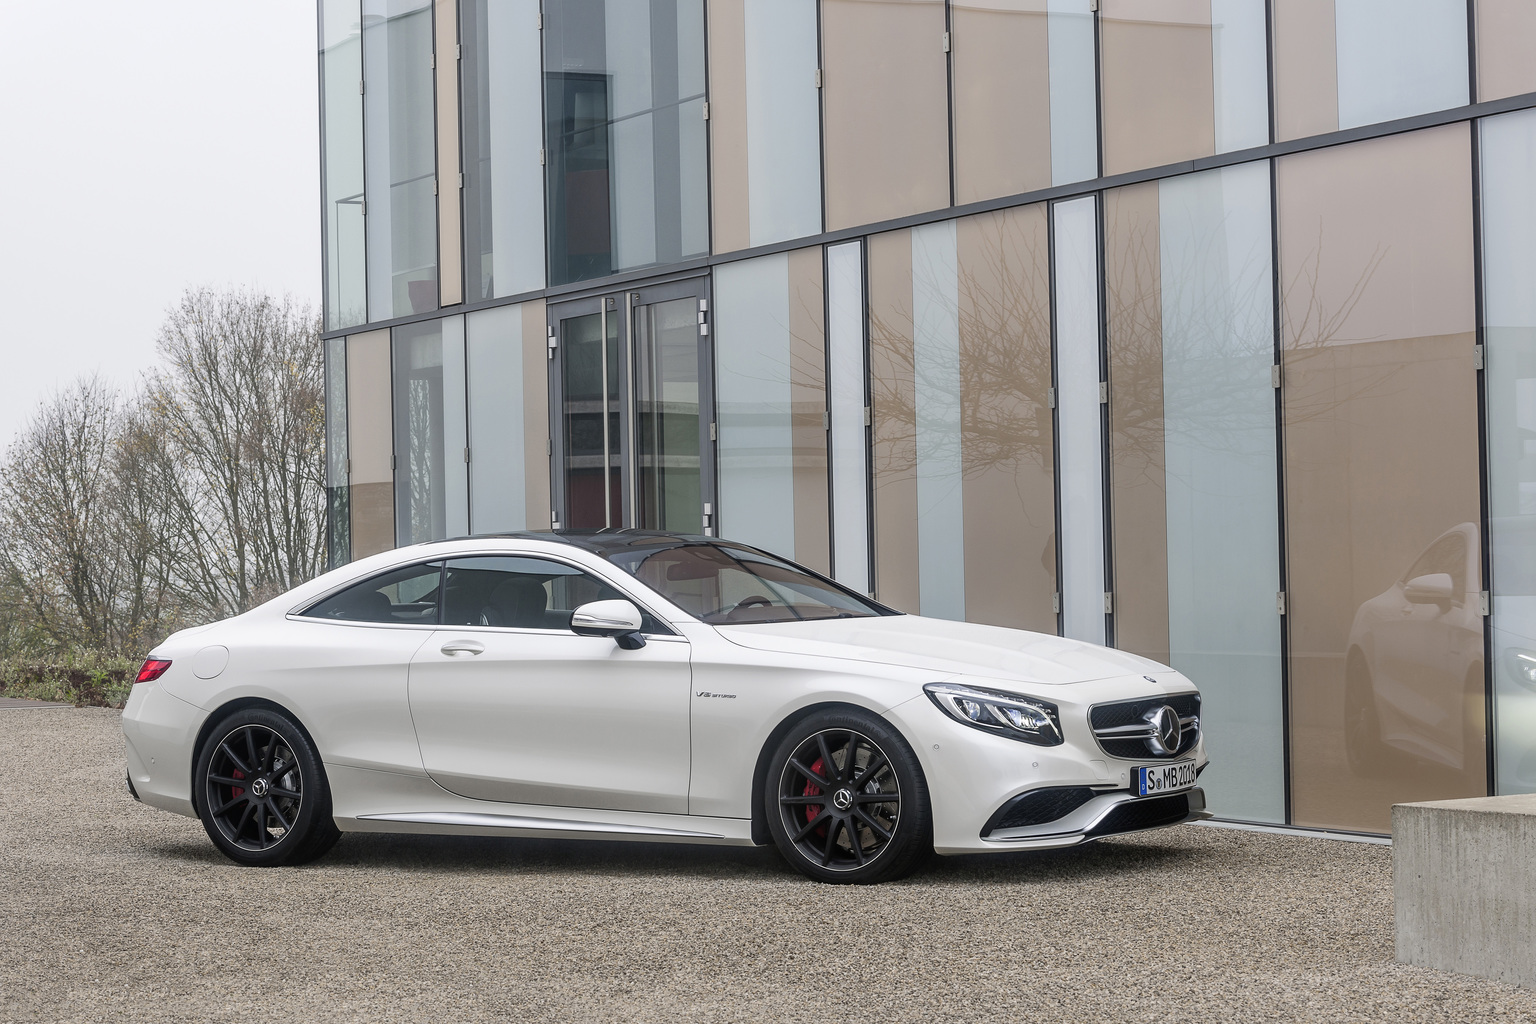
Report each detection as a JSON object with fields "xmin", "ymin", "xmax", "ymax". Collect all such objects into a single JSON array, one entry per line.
[{"xmin": 603, "ymin": 542, "xmax": 889, "ymax": 624}]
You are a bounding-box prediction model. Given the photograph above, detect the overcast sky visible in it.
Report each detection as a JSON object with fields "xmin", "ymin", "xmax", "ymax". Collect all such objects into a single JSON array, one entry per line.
[{"xmin": 0, "ymin": 0, "xmax": 320, "ymax": 449}]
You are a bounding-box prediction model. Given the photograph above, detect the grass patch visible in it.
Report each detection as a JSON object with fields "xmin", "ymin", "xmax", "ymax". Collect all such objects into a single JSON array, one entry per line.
[{"xmin": 0, "ymin": 653, "xmax": 138, "ymax": 708}]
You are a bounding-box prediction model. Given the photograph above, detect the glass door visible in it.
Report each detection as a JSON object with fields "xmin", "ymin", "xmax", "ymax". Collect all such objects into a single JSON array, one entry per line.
[{"xmin": 549, "ymin": 278, "xmax": 715, "ymax": 533}]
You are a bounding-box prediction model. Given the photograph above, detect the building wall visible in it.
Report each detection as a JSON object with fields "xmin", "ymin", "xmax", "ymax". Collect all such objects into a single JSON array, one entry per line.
[{"xmin": 317, "ymin": 0, "xmax": 1536, "ymax": 830}]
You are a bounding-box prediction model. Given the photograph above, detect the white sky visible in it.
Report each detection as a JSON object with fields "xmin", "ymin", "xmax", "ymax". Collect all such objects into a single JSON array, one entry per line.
[{"xmin": 0, "ymin": 0, "xmax": 320, "ymax": 449}]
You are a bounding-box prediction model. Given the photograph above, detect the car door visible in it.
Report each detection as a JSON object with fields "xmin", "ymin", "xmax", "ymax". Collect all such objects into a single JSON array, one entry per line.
[{"xmin": 406, "ymin": 554, "xmax": 693, "ymax": 814}]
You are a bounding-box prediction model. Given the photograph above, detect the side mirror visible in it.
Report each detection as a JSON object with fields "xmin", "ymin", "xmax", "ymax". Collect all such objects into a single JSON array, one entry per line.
[
  {"xmin": 1404, "ymin": 573, "xmax": 1454, "ymax": 607},
  {"xmin": 570, "ymin": 599, "xmax": 647, "ymax": 649}
]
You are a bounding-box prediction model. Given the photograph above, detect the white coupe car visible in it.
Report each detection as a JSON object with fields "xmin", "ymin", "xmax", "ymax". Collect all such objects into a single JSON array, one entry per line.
[{"xmin": 123, "ymin": 531, "xmax": 1209, "ymax": 883}]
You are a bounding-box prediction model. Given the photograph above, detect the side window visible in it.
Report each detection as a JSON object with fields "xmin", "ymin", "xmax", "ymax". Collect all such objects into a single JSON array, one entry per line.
[
  {"xmin": 302, "ymin": 562, "xmax": 443, "ymax": 623},
  {"xmin": 441, "ymin": 556, "xmax": 670, "ymax": 633}
]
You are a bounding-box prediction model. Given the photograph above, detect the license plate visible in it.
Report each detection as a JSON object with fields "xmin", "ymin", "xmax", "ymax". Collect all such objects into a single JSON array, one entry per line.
[{"xmin": 1135, "ymin": 760, "xmax": 1197, "ymax": 796}]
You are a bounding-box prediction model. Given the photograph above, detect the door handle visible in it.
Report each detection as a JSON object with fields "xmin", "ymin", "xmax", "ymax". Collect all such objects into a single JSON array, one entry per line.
[{"xmin": 440, "ymin": 639, "xmax": 485, "ymax": 657}]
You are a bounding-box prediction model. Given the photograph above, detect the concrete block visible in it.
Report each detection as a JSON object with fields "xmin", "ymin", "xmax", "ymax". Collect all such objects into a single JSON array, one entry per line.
[{"xmin": 1394, "ymin": 794, "xmax": 1536, "ymax": 988}]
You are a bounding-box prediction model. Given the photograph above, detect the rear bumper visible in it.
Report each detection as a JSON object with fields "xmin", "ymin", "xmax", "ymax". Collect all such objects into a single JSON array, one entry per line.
[{"xmin": 934, "ymin": 787, "xmax": 1210, "ymax": 855}]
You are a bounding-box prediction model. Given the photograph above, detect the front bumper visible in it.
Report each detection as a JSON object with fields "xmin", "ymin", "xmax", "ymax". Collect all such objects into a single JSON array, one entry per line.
[{"xmin": 981, "ymin": 786, "xmax": 1210, "ymax": 848}]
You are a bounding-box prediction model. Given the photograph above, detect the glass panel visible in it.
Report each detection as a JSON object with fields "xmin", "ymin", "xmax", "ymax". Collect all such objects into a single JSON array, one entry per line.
[
  {"xmin": 303, "ymin": 561, "xmax": 442, "ymax": 622},
  {"xmin": 561, "ymin": 310, "xmax": 621, "ymax": 528},
  {"xmin": 345, "ymin": 329, "xmax": 396, "ymax": 557},
  {"xmin": 716, "ymin": 254, "xmax": 795, "ymax": 554},
  {"xmin": 635, "ymin": 297, "xmax": 701, "ymax": 533},
  {"xmin": 743, "ymin": 0, "xmax": 821, "ymax": 246},
  {"xmin": 1480, "ymin": 109, "xmax": 1536, "ymax": 794},
  {"xmin": 325, "ymin": 337, "xmax": 351, "ymax": 567},
  {"xmin": 1053, "ymin": 197, "xmax": 1105, "ymax": 645},
  {"xmin": 827, "ymin": 241, "xmax": 871, "ymax": 594},
  {"xmin": 363, "ymin": 0, "xmax": 438, "ymax": 319},
  {"xmin": 1477, "ymin": 0, "xmax": 1536, "ymax": 102},
  {"xmin": 467, "ymin": 306, "xmax": 525, "ymax": 532},
  {"xmin": 543, "ymin": 0, "xmax": 708, "ymax": 286},
  {"xmin": 1271, "ymin": 0, "xmax": 1339, "ymax": 142},
  {"xmin": 952, "ymin": 1, "xmax": 1052, "ymax": 204},
  {"xmin": 392, "ymin": 318, "xmax": 467, "ymax": 546},
  {"xmin": 1099, "ymin": 0, "xmax": 1215, "ymax": 176},
  {"xmin": 1333, "ymin": 0, "xmax": 1467, "ymax": 130},
  {"xmin": 913, "ymin": 220, "xmax": 965, "ymax": 621},
  {"xmin": 434, "ymin": 0, "xmax": 462, "ymax": 307},
  {"xmin": 461, "ymin": 0, "xmax": 545, "ymax": 301},
  {"xmin": 868, "ymin": 229, "xmax": 919, "ymax": 611},
  {"xmin": 1211, "ymin": 0, "xmax": 1268, "ymax": 153},
  {"xmin": 1047, "ymin": 0, "xmax": 1098, "ymax": 185},
  {"xmin": 957, "ymin": 206, "xmax": 1057, "ymax": 632},
  {"xmin": 821, "ymin": 0, "xmax": 949, "ymax": 230},
  {"xmin": 1278, "ymin": 125, "xmax": 1484, "ymax": 832},
  {"xmin": 441, "ymin": 555, "xmax": 661, "ymax": 630},
  {"xmin": 1135, "ymin": 163, "xmax": 1283, "ymax": 822},
  {"xmin": 321, "ymin": 0, "xmax": 367, "ymax": 330}
]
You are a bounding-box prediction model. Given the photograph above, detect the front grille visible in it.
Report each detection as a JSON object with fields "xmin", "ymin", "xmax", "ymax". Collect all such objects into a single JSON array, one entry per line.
[
  {"xmin": 1085, "ymin": 792, "xmax": 1191, "ymax": 838},
  {"xmin": 984, "ymin": 787, "xmax": 1097, "ymax": 834},
  {"xmin": 1089, "ymin": 692, "xmax": 1201, "ymax": 760}
]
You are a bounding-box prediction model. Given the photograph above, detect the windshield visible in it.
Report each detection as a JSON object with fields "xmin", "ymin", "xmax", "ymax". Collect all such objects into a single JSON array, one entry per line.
[{"xmin": 602, "ymin": 541, "xmax": 891, "ymax": 624}]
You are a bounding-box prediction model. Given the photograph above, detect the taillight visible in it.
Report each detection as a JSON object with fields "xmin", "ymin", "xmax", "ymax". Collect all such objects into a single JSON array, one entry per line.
[{"xmin": 136, "ymin": 659, "xmax": 172, "ymax": 684}]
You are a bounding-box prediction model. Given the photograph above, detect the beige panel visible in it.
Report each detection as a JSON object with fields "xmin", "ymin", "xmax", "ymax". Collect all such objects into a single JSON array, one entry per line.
[
  {"xmin": 868, "ymin": 229, "xmax": 920, "ymax": 611},
  {"xmin": 822, "ymin": 0, "xmax": 950, "ymax": 230},
  {"xmin": 956, "ymin": 205, "xmax": 1056, "ymax": 631},
  {"xmin": 952, "ymin": 1, "xmax": 1052, "ymax": 204},
  {"xmin": 788, "ymin": 247, "xmax": 830, "ymax": 573},
  {"xmin": 1272, "ymin": 0, "xmax": 1338, "ymax": 142},
  {"xmin": 1104, "ymin": 183, "xmax": 1170, "ymax": 665},
  {"xmin": 1100, "ymin": 0, "xmax": 1215, "ymax": 176},
  {"xmin": 435, "ymin": 0, "xmax": 463, "ymax": 306},
  {"xmin": 1477, "ymin": 0, "xmax": 1536, "ymax": 101},
  {"xmin": 521, "ymin": 301, "xmax": 551, "ymax": 530},
  {"xmin": 708, "ymin": 0, "xmax": 752, "ymax": 253},
  {"xmin": 1279, "ymin": 125, "xmax": 1484, "ymax": 832},
  {"xmin": 346, "ymin": 329, "xmax": 395, "ymax": 557}
]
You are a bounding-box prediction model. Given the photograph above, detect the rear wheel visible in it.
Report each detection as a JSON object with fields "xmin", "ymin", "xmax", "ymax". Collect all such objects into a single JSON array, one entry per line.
[
  {"xmin": 193, "ymin": 707, "xmax": 340, "ymax": 867},
  {"xmin": 765, "ymin": 709, "xmax": 931, "ymax": 884}
]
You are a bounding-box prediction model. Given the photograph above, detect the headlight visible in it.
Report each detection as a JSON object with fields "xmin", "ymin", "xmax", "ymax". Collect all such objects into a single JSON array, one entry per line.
[
  {"xmin": 924, "ymin": 683, "xmax": 1063, "ymax": 746},
  {"xmin": 1507, "ymin": 649, "xmax": 1536, "ymax": 693}
]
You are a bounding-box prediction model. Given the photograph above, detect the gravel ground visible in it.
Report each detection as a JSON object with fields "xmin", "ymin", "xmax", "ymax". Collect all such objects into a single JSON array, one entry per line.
[{"xmin": 3, "ymin": 708, "xmax": 1533, "ymax": 1023}]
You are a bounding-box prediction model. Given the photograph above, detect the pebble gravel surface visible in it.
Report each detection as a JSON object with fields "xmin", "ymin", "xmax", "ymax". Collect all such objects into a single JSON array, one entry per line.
[{"xmin": 3, "ymin": 707, "xmax": 1533, "ymax": 1023}]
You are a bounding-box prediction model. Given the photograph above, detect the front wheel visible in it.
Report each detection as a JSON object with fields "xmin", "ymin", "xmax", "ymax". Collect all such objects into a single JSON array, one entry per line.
[
  {"xmin": 765, "ymin": 709, "xmax": 931, "ymax": 884},
  {"xmin": 193, "ymin": 707, "xmax": 340, "ymax": 867}
]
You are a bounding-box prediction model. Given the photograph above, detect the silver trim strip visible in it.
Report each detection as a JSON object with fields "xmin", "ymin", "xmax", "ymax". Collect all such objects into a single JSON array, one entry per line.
[{"xmin": 357, "ymin": 810, "xmax": 726, "ymax": 839}]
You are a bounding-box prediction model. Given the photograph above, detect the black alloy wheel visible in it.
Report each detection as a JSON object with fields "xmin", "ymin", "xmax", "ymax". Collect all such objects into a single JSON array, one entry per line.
[
  {"xmin": 766, "ymin": 709, "xmax": 931, "ymax": 884},
  {"xmin": 194, "ymin": 707, "xmax": 339, "ymax": 867}
]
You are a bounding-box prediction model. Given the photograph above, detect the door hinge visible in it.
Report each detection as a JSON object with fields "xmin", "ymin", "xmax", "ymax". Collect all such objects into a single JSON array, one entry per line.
[
  {"xmin": 1473, "ymin": 344, "xmax": 1485, "ymax": 370},
  {"xmin": 546, "ymin": 437, "xmax": 553, "ymax": 456},
  {"xmin": 1103, "ymin": 592, "xmax": 1114, "ymax": 615},
  {"xmin": 539, "ymin": 147, "xmax": 546, "ymax": 166},
  {"xmin": 1271, "ymin": 363, "xmax": 1282, "ymax": 388},
  {"xmin": 345, "ymin": 458, "xmax": 351, "ymax": 478},
  {"xmin": 359, "ymin": 79, "xmax": 365, "ymax": 95},
  {"xmin": 1053, "ymin": 592, "xmax": 1061, "ymax": 614},
  {"xmin": 433, "ymin": 178, "xmax": 439, "ymax": 195},
  {"xmin": 430, "ymin": 52, "xmax": 435, "ymax": 69},
  {"xmin": 1089, "ymin": 0, "xmax": 1099, "ymax": 10},
  {"xmin": 864, "ymin": 405, "xmax": 872, "ymax": 427},
  {"xmin": 455, "ymin": 43, "xmax": 461, "ymax": 60},
  {"xmin": 360, "ymin": 199, "xmax": 366, "ymax": 216},
  {"xmin": 536, "ymin": 11, "xmax": 543, "ymax": 30},
  {"xmin": 464, "ymin": 447, "xmax": 471, "ymax": 464},
  {"xmin": 1099, "ymin": 381, "xmax": 1109, "ymax": 404},
  {"xmin": 1047, "ymin": 386, "xmax": 1056, "ymax": 409},
  {"xmin": 458, "ymin": 172, "xmax": 465, "ymax": 189},
  {"xmin": 1277, "ymin": 591, "xmax": 1287, "ymax": 616},
  {"xmin": 551, "ymin": 509, "xmax": 559, "ymax": 529},
  {"xmin": 823, "ymin": 410, "xmax": 831, "ymax": 431},
  {"xmin": 709, "ymin": 421, "xmax": 718, "ymax": 442},
  {"xmin": 547, "ymin": 325, "xmax": 556, "ymax": 359},
  {"xmin": 390, "ymin": 454, "xmax": 397, "ymax": 471},
  {"xmin": 942, "ymin": 31, "xmax": 950, "ymax": 53},
  {"xmin": 815, "ymin": 68, "xmax": 823, "ymax": 88},
  {"xmin": 702, "ymin": 100, "xmax": 710, "ymax": 120},
  {"xmin": 1480, "ymin": 590, "xmax": 1491, "ymax": 616}
]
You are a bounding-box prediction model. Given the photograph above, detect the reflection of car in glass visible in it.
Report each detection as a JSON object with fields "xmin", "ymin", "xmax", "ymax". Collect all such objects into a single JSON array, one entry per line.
[
  {"xmin": 1344, "ymin": 523, "xmax": 1484, "ymax": 779},
  {"xmin": 1491, "ymin": 516, "xmax": 1536, "ymax": 791},
  {"xmin": 122, "ymin": 531, "xmax": 1209, "ymax": 884}
]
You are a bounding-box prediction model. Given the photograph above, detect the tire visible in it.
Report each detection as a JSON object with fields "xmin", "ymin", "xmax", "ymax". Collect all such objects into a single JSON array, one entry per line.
[
  {"xmin": 193, "ymin": 707, "xmax": 340, "ymax": 867},
  {"xmin": 764, "ymin": 708, "xmax": 931, "ymax": 884},
  {"xmin": 1343, "ymin": 650, "xmax": 1383, "ymax": 779}
]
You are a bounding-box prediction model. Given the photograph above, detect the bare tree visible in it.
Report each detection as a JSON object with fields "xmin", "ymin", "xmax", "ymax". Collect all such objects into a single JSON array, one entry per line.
[{"xmin": 149, "ymin": 288, "xmax": 326, "ymax": 619}]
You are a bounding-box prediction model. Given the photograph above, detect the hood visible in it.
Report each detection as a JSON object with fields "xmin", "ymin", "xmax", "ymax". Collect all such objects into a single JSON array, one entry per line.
[{"xmin": 715, "ymin": 614, "xmax": 1170, "ymax": 685}]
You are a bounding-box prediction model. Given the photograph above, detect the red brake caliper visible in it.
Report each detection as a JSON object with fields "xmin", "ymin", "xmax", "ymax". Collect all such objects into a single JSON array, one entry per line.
[
  {"xmin": 231, "ymin": 768, "xmax": 245, "ymax": 800},
  {"xmin": 803, "ymin": 757, "xmax": 825, "ymax": 832}
]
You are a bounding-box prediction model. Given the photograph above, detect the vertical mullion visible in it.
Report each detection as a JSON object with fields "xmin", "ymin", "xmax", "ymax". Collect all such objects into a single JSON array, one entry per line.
[
  {"xmin": 1268, "ymin": 155, "xmax": 1292, "ymax": 826},
  {"xmin": 1469, "ymin": 119, "xmax": 1496, "ymax": 795},
  {"xmin": 435, "ymin": 0, "xmax": 464, "ymax": 307}
]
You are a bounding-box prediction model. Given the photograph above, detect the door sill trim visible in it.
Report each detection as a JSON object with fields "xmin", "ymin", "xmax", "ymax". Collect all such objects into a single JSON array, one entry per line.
[{"xmin": 358, "ymin": 810, "xmax": 725, "ymax": 839}]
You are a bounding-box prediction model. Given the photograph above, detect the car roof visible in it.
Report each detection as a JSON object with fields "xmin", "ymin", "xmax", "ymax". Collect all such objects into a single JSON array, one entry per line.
[{"xmin": 445, "ymin": 529, "xmax": 728, "ymax": 560}]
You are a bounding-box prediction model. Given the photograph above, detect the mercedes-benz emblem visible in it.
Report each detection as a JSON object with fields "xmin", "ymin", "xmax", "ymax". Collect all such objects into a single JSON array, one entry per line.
[
  {"xmin": 1142, "ymin": 705, "xmax": 1182, "ymax": 756},
  {"xmin": 250, "ymin": 777, "xmax": 270, "ymax": 798},
  {"xmin": 832, "ymin": 788, "xmax": 854, "ymax": 810}
]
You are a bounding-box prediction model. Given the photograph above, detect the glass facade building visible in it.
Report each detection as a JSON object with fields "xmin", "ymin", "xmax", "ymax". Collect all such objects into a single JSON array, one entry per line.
[{"xmin": 317, "ymin": 0, "xmax": 1536, "ymax": 834}]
